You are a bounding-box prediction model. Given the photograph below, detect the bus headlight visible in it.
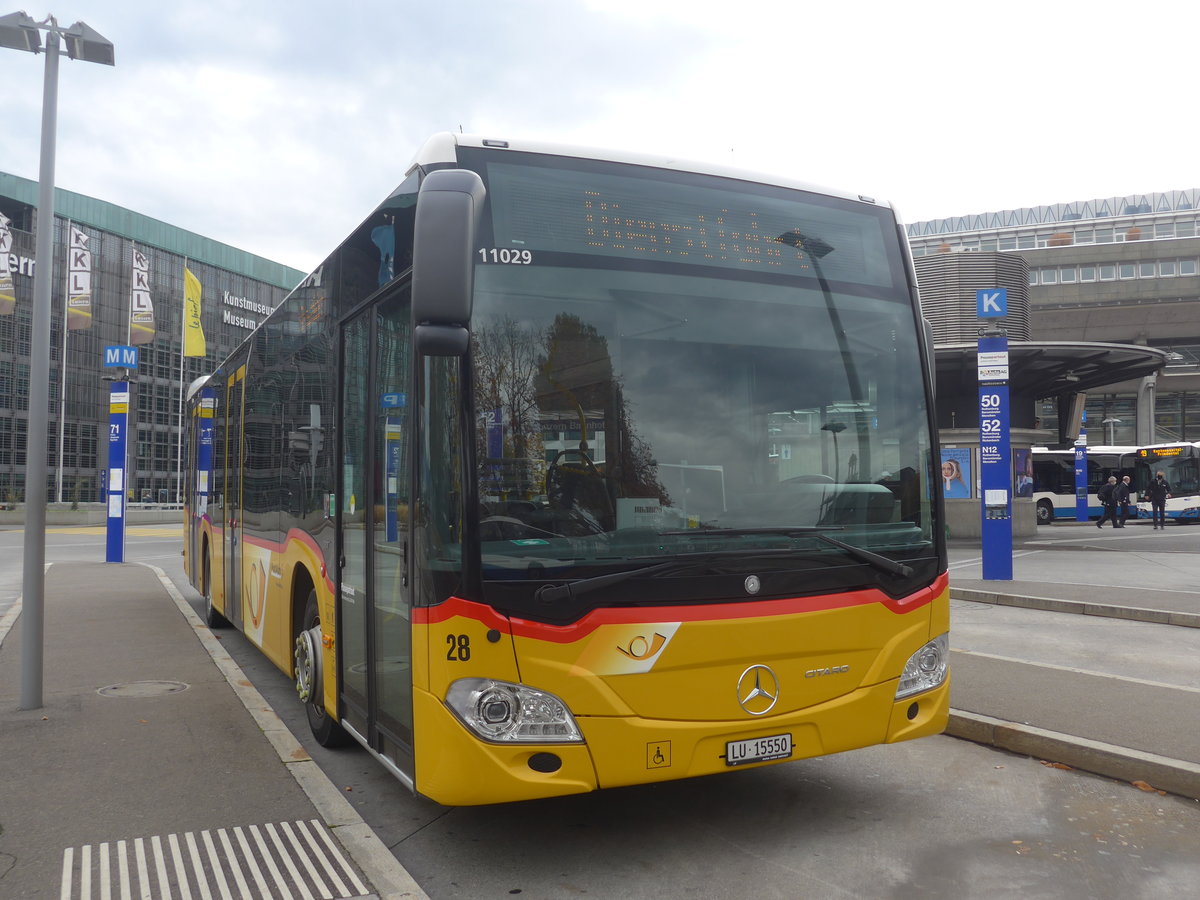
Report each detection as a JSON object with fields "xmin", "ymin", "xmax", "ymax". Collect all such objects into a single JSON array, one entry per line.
[
  {"xmin": 895, "ymin": 633, "xmax": 949, "ymax": 700},
  {"xmin": 445, "ymin": 678, "xmax": 584, "ymax": 743}
]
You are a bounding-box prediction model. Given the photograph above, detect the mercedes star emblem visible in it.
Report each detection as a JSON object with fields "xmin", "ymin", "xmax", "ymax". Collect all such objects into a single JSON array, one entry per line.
[{"xmin": 737, "ymin": 664, "xmax": 780, "ymax": 716}]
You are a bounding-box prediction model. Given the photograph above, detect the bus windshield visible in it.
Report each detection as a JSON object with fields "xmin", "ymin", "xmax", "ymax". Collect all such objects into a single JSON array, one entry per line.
[
  {"xmin": 1136, "ymin": 445, "xmax": 1200, "ymax": 495},
  {"xmin": 459, "ymin": 150, "xmax": 937, "ymax": 619}
]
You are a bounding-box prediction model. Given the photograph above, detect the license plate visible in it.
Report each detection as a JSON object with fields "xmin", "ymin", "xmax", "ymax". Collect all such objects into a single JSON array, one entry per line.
[{"xmin": 725, "ymin": 733, "xmax": 792, "ymax": 767}]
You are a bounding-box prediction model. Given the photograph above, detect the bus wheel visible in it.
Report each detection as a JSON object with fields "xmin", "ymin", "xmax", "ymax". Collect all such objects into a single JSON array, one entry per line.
[
  {"xmin": 296, "ymin": 589, "xmax": 349, "ymax": 747},
  {"xmin": 202, "ymin": 550, "xmax": 228, "ymax": 628},
  {"xmin": 1036, "ymin": 500, "xmax": 1054, "ymax": 525}
]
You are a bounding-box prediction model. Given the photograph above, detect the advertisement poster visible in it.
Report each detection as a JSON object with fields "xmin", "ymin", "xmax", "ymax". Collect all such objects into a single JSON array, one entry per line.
[
  {"xmin": 941, "ymin": 448, "xmax": 973, "ymax": 499},
  {"xmin": 1014, "ymin": 448, "xmax": 1034, "ymax": 498}
]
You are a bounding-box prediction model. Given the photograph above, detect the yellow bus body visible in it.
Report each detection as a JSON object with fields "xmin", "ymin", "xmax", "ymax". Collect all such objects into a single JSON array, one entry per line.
[
  {"xmin": 185, "ymin": 524, "xmax": 341, "ymax": 717},
  {"xmin": 411, "ymin": 578, "xmax": 949, "ymax": 806},
  {"xmin": 185, "ymin": 518, "xmax": 948, "ymax": 806}
]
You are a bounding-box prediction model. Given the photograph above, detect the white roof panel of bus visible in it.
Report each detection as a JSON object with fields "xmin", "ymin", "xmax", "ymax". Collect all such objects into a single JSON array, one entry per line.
[{"xmin": 406, "ymin": 132, "xmax": 896, "ymax": 215}]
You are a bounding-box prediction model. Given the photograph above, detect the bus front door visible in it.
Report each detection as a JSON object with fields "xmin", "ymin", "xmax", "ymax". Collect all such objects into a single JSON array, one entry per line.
[
  {"xmin": 223, "ymin": 367, "xmax": 246, "ymax": 630},
  {"xmin": 339, "ymin": 288, "xmax": 415, "ymax": 782}
]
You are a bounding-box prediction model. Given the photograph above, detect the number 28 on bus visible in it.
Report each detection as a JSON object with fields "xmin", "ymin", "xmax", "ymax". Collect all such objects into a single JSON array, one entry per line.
[{"xmin": 183, "ymin": 133, "xmax": 950, "ymax": 806}]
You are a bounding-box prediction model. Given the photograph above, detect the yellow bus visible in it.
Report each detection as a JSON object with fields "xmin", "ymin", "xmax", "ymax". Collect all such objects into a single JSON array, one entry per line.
[{"xmin": 183, "ymin": 134, "xmax": 949, "ymax": 806}]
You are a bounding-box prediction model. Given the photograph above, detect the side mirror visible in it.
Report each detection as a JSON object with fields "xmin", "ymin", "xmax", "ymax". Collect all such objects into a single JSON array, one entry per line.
[{"xmin": 412, "ymin": 169, "xmax": 486, "ymax": 356}]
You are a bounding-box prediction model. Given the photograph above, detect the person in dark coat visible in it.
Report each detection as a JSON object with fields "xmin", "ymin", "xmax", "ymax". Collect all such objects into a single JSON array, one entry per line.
[
  {"xmin": 1117, "ymin": 475, "xmax": 1134, "ymax": 527},
  {"xmin": 1145, "ymin": 470, "xmax": 1172, "ymax": 529},
  {"xmin": 1096, "ymin": 476, "xmax": 1120, "ymax": 528}
]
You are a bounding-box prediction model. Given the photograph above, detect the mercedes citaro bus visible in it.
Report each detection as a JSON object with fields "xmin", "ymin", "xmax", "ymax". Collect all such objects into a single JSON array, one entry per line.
[{"xmin": 183, "ymin": 134, "xmax": 949, "ymax": 805}]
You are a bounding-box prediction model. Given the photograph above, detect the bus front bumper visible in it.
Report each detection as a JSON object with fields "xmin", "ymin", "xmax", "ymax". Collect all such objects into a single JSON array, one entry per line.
[{"xmin": 412, "ymin": 678, "xmax": 949, "ymax": 806}]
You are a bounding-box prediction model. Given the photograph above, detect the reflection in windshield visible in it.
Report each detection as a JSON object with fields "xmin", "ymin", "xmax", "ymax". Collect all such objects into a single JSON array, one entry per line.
[
  {"xmin": 474, "ymin": 310, "xmax": 671, "ymax": 541},
  {"xmin": 470, "ymin": 261, "xmax": 935, "ymax": 595}
]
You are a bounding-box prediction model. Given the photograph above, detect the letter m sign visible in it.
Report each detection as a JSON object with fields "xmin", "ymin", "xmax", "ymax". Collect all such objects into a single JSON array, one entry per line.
[
  {"xmin": 976, "ymin": 288, "xmax": 1007, "ymax": 318},
  {"xmin": 104, "ymin": 345, "xmax": 138, "ymax": 368}
]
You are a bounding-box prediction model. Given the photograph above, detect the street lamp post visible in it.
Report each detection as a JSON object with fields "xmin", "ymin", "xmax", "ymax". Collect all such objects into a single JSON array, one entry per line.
[
  {"xmin": 1102, "ymin": 417, "xmax": 1121, "ymax": 445},
  {"xmin": 821, "ymin": 421, "xmax": 846, "ymax": 482},
  {"xmin": 0, "ymin": 11, "xmax": 113, "ymax": 710}
]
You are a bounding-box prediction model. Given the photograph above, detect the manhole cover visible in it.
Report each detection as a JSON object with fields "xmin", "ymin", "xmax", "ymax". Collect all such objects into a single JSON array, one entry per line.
[{"xmin": 97, "ymin": 680, "xmax": 190, "ymax": 698}]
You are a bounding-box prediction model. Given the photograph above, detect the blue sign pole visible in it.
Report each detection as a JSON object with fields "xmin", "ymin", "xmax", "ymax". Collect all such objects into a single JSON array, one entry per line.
[
  {"xmin": 105, "ymin": 381, "xmax": 129, "ymax": 563},
  {"xmin": 385, "ymin": 420, "xmax": 402, "ymax": 542},
  {"xmin": 197, "ymin": 388, "xmax": 215, "ymax": 515},
  {"xmin": 976, "ymin": 288, "xmax": 1012, "ymax": 581},
  {"xmin": 381, "ymin": 392, "xmax": 406, "ymax": 543},
  {"xmin": 979, "ymin": 364, "xmax": 1013, "ymax": 580},
  {"xmin": 1074, "ymin": 413, "xmax": 1089, "ymax": 521}
]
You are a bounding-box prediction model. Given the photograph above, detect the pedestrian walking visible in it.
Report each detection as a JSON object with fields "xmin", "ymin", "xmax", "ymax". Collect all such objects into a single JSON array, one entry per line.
[
  {"xmin": 1096, "ymin": 476, "xmax": 1120, "ymax": 528},
  {"xmin": 1117, "ymin": 474, "xmax": 1134, "ymax": 527},
  {"xmin": 1146, "ymin": 470, "xmax": 1172, "ymax": 529}
]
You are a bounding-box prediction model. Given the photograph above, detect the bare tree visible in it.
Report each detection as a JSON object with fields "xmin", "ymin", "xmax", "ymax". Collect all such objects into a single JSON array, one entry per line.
[{"xmin": 472, "ymin": 316, "xmax": 545, "ymax": 494}]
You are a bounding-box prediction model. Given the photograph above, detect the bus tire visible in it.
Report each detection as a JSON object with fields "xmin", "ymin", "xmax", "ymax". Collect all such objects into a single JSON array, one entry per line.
[
  {"xmin": 202, "ymin": 547, "xmax": 228, "ymax": 628},
  {"xmin": 297, "ymin": 588, "xmax": 350, "ymax": 747},
  {"xmin": 1035, "ymin": 500, "xmax": 1054, "ymax": 525}
]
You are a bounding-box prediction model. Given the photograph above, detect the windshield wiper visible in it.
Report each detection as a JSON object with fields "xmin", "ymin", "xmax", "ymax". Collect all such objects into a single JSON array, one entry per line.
[
  {"xmin": 532, "ymin": 549, "xmax": 798, "ymax": 605},
  {"xmin": 659, "ymin": 526, "xmax": 837, "ymax": 537},
  {"xmin": 533, "ymin": 559, "xmax": 693, "ymax": 605},
  {"xmin": 812, "ymin": 532, "xmax": 913, "ymax": 578},
  {"xmin": 658, "ymin": 526, "xmax": 914, "ymax": 578}
]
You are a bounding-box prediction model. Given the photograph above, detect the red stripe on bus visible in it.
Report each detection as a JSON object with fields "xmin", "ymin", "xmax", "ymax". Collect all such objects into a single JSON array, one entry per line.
[
  {"xmin": 414, "ymin": 572, "xmax": 946, "ymax": 643},
  {"xmin": 203, "ymin": 527, "xmax": 334, "ymax": 592}
]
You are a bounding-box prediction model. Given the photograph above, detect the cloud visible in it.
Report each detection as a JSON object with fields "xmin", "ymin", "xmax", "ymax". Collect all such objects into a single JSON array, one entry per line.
[{"xmin": 2, "ymin": 0, "xmax": 1198, "ymax": 272}]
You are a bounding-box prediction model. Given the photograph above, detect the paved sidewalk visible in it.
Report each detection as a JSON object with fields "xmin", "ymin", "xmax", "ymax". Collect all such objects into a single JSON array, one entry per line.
[
  {"xmin": 0, "ymin": 561, "xmax": 426, "ymax": 899},
  {"xmin": 2, "ymin": 556, "xmax": 1196, "ymax": 897},
  {"xmin": 946, "ymin": 571, "xmax": 1200, "ymax": 802}
]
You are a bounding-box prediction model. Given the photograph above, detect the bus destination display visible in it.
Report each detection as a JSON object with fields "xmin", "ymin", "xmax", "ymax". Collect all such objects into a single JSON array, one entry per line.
[
  {"xmin": 482, "ymin": 160, "xmax": 895, "ymax": 288},
  {"xmin": 1140, "ymin": 446, "xmax": 1185, "ymax": 458}
]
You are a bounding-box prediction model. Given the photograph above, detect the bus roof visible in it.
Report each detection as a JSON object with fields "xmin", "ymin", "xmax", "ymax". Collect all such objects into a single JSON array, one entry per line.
[
  {"xmin": 1032, "ymin": 446, "xmax": 1138, "ymax": 453},
  {"xmin": 404, "ymin": 132, "xmax": 897, "ymax": 218},
  {"xmin": 185, "ymin": 374, "xmax": 210, "ymax": 402}
]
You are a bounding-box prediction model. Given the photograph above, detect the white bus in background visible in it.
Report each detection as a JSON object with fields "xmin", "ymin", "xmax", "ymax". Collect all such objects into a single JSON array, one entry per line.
[
  {"xmin": 1134, "ymin": 443, "xmax": 1200, "ymax": 524},
  {"xmin": 1030, "ymin": 446, "xmax": 1137, "ymax": 525}
]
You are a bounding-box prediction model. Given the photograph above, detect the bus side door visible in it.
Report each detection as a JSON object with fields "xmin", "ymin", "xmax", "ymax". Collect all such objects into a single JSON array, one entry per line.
[
  {"xmin": 339, "ymin": 286, "xmax": 415, "ymax": 780},
  {"xmin": 224, "ymin": 367, "xmax": 246, "ymax": 630}
]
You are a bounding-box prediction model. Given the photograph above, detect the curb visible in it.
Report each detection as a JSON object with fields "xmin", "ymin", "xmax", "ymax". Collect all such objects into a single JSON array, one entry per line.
[
  {"xmin": 147, "ymin": 564, "xmax": 429, "ymax": 900},
  {"xmin": 947, "ymin": 710, "xmax": 1200, "ymax": 802},
  {"xmin": 950, "ymin": 588, "xmax": 1200, "ymax": 629}
]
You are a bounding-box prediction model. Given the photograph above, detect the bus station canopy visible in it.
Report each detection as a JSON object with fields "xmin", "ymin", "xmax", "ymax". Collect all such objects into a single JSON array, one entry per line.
[{"xmin": 934, "ymin": 341, "xmax": 1170, "ymax": 399}]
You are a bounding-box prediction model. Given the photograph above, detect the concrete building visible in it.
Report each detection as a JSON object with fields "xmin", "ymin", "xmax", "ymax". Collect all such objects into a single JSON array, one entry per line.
[
  {"xmin": 0, "ymin": 172, "xmax": 304, "ymax": 505},
  {"xmin": 909, "ymin": 190, "xmax": 1200, "ymax": 444},
  {"xmin": 906, "ymin": 191, "xmax": 1196, "ymax": 536}
]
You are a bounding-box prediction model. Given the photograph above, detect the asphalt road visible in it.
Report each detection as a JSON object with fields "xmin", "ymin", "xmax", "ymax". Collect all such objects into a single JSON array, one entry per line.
[{"xmin": 4, "ymin": 523, "xmax": 1198, "ymax": 899}]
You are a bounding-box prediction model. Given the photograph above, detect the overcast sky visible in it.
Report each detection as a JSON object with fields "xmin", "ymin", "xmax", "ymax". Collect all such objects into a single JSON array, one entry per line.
[{"xmin": 2, "ymin": 0, "xmax": 1197, "ymax": 275}]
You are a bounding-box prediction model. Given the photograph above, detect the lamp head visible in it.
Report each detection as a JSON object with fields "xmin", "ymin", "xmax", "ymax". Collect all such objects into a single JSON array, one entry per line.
[
  {"xmin": 0, "ymin": 11, "xmax": 42, "ymax": 53},
  {"xmin": 62, "ymin": 20, "xmax": 114, "ymax": 65}
]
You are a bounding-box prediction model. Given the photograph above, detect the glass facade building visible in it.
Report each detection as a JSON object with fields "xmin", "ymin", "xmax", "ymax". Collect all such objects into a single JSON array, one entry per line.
[{"xmin": 0, "ymin": 171, "xmax": 304, "ymax": 505}]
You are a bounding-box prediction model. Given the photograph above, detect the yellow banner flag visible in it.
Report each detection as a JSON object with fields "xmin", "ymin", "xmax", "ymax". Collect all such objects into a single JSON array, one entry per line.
[{"xmin": 183, "ymin": 267, "xmax": 206, "ymax": 357}]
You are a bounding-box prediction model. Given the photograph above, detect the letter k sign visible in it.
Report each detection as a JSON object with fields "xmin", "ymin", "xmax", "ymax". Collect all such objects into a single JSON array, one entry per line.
[{"xmin": 976, "ymin": 288, "xmax": 1007, "ymax": 318}]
